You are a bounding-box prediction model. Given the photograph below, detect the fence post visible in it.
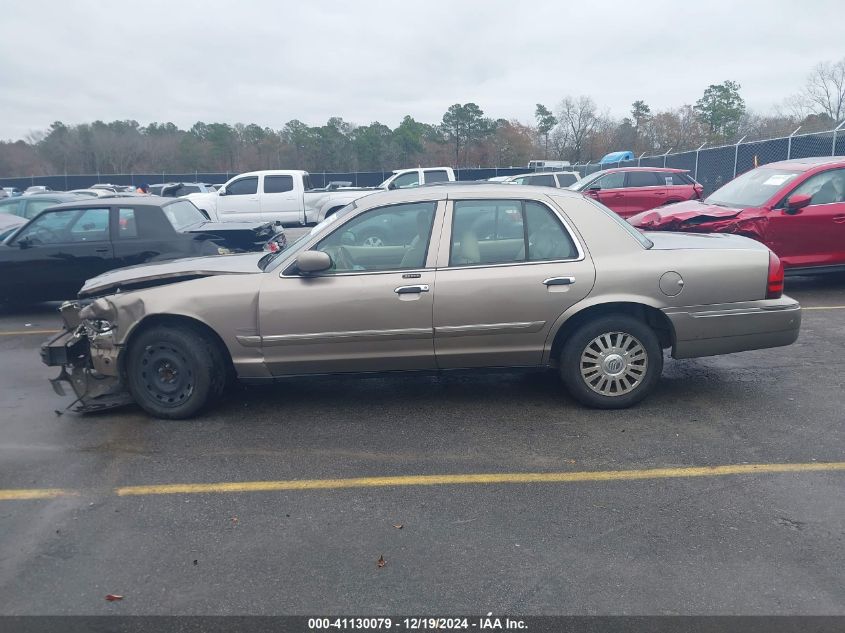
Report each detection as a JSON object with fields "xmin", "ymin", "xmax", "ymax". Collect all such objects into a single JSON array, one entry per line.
[
  {"xmin": 832, "ymin": 120, "xmax": 845, "ymax": 156},
  {"xmin": 693, "ymin": 142, "xmax": 707, "ymax": 181},
  {"xmin": 662, "ymin": 148, "xmax": 673, "ymax": 168},
  {"xmin": 787, "ymin": 126, "xmax": 801, "ymax": 159},
  {"xmin": 733, "ymin": 136, "xmax": 747, "ymax": 178},
  {"xmin": 637, "ymin": 152, "xmax": 646, "ymax": 167}
]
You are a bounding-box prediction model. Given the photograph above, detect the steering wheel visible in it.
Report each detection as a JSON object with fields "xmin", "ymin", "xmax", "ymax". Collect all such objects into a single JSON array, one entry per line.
[{"xmin": 323, "ymin": 246, "xmax": 356, "ymax": 271}]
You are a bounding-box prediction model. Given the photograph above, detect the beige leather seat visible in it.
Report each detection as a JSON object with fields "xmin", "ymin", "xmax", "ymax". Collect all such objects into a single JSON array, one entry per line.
[{"xmin": 454, "ymin": 230, "xmax": 481, "ymax": 264}]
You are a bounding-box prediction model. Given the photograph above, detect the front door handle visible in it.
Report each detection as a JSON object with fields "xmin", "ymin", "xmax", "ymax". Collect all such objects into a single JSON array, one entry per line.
[
  {"xmin": 95, "ymin": 247, "xmax": 110, "ymax": 253},
  {"xmin": 543, "ymin": 277, "xmax": 575, "ymax": 286},
  {"xmin": 833, "ymin": 214, "xmax": 845, "ymax": 224},
  {"xmin": 394, "ymin": 284, "xmax": 430, "ymax": 294}
]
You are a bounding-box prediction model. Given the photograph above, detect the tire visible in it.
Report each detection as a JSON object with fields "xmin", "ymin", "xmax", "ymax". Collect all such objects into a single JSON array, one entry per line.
[
  {"xmin": 125, "ymin": 324, "xmax": 227, "ymax": 419},
  {"xmin": 357, "ymin": 229, "xmax": 388, "ymax": 247},
  {"xmin": 559, "ymin": 315, "xmax": 663, "ymax": 409}
]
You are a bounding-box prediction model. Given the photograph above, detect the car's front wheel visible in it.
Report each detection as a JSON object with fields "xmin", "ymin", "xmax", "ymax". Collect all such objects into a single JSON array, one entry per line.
[
  {"xmin": 126, "ymin": 324, "xmax": 227, "ymax": 419},
  {"xmin": 560, "ymin": 315, "xmax": 663, "ymax": 409}
]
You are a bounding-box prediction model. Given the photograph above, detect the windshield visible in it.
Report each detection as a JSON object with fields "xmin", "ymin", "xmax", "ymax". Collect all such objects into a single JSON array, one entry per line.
[
  {"xmin": 258, "ymin": 201, "xmax": 358, "ymax": 271},
  {"xmin": 163, "ymin": 200, "xmax": 207, "ymax": 230},
  {"xmin": 706, "ymin": 168, "xmax": 801, "ymax": 208}
]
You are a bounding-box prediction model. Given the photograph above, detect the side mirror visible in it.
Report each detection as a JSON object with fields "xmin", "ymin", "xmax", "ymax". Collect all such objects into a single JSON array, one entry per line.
[
  {"xmin": 17, "ymin": 236, "xmax": 32, "ymax": 249},
  {"xmin": 784, "ymin": 193, "xmax": 812, "ymax": 215},
  {"xmin": 295, "ymin": 250, "xmax": 332, "ymax": 274},
  {"xmin": 218, "ymin": 187, "xmax": 227, "ymax": 196},
  {"xmin": 387, "ymin": 181, "xmax": 398, "ymax": 190}
]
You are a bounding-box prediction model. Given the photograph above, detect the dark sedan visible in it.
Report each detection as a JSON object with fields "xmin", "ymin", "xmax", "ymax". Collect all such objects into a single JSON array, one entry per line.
[{"xmin": 0, "ymin": 197, "xmax": 285, "ymax": 304}]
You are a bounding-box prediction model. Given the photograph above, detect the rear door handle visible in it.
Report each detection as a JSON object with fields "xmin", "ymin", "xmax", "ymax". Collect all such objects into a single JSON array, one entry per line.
[
  {"xmin": 394, "ymin": 284, "xmax": 430, "ymax": 294},
  {"xmin": 543, "ymin": 277, "xmax": 575, "ymax": 286},
  {"xmin": 95, "ymin": 247, "xmax": 110, "ymax": 253},
  {"xmin": 834, "ymin": 215, "xmax": 845, "ymax": 223}
]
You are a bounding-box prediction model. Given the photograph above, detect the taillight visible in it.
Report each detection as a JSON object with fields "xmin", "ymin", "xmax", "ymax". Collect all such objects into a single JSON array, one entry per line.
[{"xmin": 766, "ymin": 251, "xmax": 784, "ymax": 299}]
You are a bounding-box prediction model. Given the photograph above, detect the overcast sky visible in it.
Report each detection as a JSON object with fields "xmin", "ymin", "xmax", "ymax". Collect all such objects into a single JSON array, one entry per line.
[{"xmin": 0, "ymin": 0, "xmax": 840, "ymax": 141}]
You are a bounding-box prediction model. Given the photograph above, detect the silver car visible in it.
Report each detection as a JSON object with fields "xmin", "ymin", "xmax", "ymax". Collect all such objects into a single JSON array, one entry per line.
[{"xmin": 42, "ymin": 184, "xmax": 801, "ymax": 419}]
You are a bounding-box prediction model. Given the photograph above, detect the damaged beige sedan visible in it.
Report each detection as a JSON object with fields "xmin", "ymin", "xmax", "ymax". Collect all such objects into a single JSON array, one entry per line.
[{"xmin": 42, "ymin": 184, "xmax": 802, "ymax": 419}]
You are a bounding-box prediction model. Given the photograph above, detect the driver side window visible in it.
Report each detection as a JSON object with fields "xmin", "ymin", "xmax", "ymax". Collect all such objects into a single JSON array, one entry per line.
[
  {"xmin": 15, "ymin": 208, "xmax": 110, "ymax": 245},
  {"xmin": 788, "ymin": 169, "xmax": 845, "ymax": 206},
  {"xmin": 225, "ymin": 177, "xmax": 258, "ymax": 196},
  {"xmin": 593, "ymin": 172, "xmax": 625, "ymax": 189},
  {"xmin": 390, "ymin": 172, "xmax": 420, "ymax": 189},
  {"xmin": 314, "ymin": 202, "xmax": 437, "ymax": 273}
]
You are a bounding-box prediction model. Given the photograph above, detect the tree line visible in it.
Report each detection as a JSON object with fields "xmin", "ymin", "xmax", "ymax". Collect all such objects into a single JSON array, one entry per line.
[{"xmin": 1, "ymin": 57, "xmax": 843, "ymax": 177}]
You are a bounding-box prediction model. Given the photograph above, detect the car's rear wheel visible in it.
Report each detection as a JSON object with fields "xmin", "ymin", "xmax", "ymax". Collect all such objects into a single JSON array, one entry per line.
[
  {"xmin": 126, "ymin": 324, "xmax": 226, "ymax": 419},
  {"xmin": 560, "ymin": 315, "xmax": 662, "ymax": 409}
]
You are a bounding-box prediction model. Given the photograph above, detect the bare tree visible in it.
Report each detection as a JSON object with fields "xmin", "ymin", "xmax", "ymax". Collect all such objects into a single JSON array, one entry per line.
[
  {"xmin": 555, "ymin": 96, "xmax": 600, "ymax": 162},
  {"xmin": 803, "ymin": 59, "xmax": 845, "ymax": 123}
]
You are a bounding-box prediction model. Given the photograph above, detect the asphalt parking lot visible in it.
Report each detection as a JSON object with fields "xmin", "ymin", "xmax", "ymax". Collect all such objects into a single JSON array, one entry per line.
[{"xmin": 1, "ymin": 271, "xmax": 844, "ymax": 615}]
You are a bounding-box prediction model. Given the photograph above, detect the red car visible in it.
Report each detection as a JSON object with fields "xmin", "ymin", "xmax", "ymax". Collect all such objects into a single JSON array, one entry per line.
[
  {"xmin": 570, "ymin": 167, "xmax": 703, "ymax": 218},
  {"xmin": 628, "ymin": 157, "xmax": 845, "ymax": 275}
]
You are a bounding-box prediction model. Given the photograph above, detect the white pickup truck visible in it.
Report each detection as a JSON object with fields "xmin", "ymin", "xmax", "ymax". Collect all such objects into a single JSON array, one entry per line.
[{"xmin": 185, "ymin": 167, "xmax": 455, "ymax": 225}]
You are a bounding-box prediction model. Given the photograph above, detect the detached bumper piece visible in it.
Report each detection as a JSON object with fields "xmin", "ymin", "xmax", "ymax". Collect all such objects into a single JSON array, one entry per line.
[{"xmin": 40, "ymin": 305, "xmax": 132, "ymax": 414}]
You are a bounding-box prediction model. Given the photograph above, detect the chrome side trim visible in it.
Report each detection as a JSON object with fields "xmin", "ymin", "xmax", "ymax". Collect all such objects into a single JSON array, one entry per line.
[
  {"xmin": 236, "ymin": 335, "xmax": 262, "ymax": 347},
  {"xmin": 435, "ymin": 321, "xmax": 546, "ymax": 337},
  {"xmin": 255, "ymin": 327, "xmax": 433, "ymax": 347}
]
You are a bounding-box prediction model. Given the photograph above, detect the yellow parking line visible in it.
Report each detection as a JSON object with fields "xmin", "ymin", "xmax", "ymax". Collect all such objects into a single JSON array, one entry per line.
[
  {"xmin": 115, "ymin": 461, "xmax": 845, "ymax": 497},
  {"xmin": 0, "ymin": 488, "xmax": 78, "ymax": 501},
  {"xmin": 0, "ymin": 329, "xmax": 60, "ymax": 336},
  {"xmin": 2, "ymin": 462, "xmax": 844, "ymax": 502}
]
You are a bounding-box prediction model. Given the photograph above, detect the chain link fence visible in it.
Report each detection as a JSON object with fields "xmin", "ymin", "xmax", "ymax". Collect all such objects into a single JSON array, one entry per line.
[
  {"xmin": 574, "ymin": 123, "xmax": 845, "ymax": 196},
  {"xmin": 0, "ymin": 167, "xmax": 529, "ymax": 191}
]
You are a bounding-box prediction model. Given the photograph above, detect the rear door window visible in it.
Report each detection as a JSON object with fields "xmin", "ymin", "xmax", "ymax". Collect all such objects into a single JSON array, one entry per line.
[
  {"xmin": 526, "ymin": 175, "xmax": 556, "ymax": 187},
  {"xmin": 264, "ymin": 175, "xmax": 294, "ymax": 193},
  {"xmin": 625, "ymin": 171, "xmax": 662, "ymax": 187},
  {"xmin": 555, "ymin": 173, "xmax": 578, "ymax": 187},
  {"xmin": 424, "ymin": 170, "xmax": 450, "ymax": 184}
]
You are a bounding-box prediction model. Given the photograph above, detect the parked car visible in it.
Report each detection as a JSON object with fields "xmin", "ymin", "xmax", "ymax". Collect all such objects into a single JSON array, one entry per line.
[
  {"xmin": 600, "ymin": 151, "xmax": 635, "ymax": 165},
  {"xmin": 3, "ymin": 187, "xmax": 24, "ymax": 197},
  {"xmin": 42, "ymin": 184, "xmax": 799, "ymax": 419},
  {"xmin": 505, "ymin": 171, "xmax": 581, "ymax": 188},
  {"xmin": 149, "ymin": 182, "xmax": 217, "ymax": 197},
  {"xmin": 527, "ymin": 160, "xmax": 571, "ymax": 170},
  {"xmin": 570, "ymin": 168, "xmax": 703, "ymax": 218},
  {"xmin": 24, "ymin": 186, "xmax": 51, "ymax": 194},
  {"xmin": 0, "ymin": 197, "xmax": 285, "ymax": 304},
  {"xmin": 0, "ymin": 192, "xmax": 87, "ymax": 220},
  {"xmin": 628, "ymin": 157, "xmax": 845, "ymax": 275},
  {"xmin": 185, "ymin": 168, "xmax": 457, "ymax": 226},
  {"xmin": 69, "ymin": 188, "xmax": 125, "ymax": 198}
]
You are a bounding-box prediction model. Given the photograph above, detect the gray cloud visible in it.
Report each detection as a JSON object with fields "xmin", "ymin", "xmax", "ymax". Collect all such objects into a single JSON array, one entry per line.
[{"xmin": 0, "ymin": 0, "xmax": 839, "ymax": 140}]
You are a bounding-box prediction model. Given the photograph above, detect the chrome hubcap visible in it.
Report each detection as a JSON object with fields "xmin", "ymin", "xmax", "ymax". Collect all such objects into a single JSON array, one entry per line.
[
  {"xmin": 580, "ymin": 332, "xmax": 648, "ymax": 396},
  {"xmin": 362, "ymin": 235, "xmax": 385, "ymax": 247}
]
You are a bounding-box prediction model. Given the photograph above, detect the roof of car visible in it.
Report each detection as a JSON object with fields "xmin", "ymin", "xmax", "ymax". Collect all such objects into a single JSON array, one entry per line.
[
  {"xmin": 40, "ymin": 195, "xmax": 185, "ymax": 211},
  {"xmin": 594, "ymin": 167, "xmax": 688, "ymax": 174},
  {"xmin": 358, "ymin": 183, "xmax": 586, "ymax": 205},
  {"xmin": 764, "ymin": 156, "xmax": 845, "ymax": 171}
]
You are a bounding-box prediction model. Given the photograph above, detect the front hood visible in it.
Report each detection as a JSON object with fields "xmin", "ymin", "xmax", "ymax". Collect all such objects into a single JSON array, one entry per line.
[
  {"xmin": 79, "ymin": 252, "xmax": 264, "ymax": 298},
  {"xmin": 628, "ymin": 200, "xmax": 743, "ymax": 228}
]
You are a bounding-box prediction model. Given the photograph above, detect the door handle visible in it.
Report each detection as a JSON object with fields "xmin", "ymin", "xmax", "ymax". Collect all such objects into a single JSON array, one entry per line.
[
  {"xmin": 543, "ymin": 277, "xmax": 575, "ymax": 286},
  {"xmin": 95, "ymin": 247, "xmax": 110, "ymax": 253},
  {"xmin": 833, "ymin": 215, "xmax": 845, "ymax": 223},
  {"xmin": 394, "ymin": 284, "xmax": 430, "ymax": 294}
]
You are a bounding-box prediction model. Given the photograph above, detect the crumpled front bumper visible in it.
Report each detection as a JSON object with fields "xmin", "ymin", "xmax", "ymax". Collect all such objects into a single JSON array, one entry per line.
[{"xmin": 40, "ymin": 302, "xmax": 131, "ymax": 413}]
